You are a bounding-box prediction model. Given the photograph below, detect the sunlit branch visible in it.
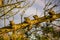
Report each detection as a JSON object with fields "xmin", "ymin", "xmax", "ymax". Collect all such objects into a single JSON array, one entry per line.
[
  {"xmin": 0, "ymin": 1, "xmax": 24, "ymax": 8},
  {"xmin": 0, "ymin": 13, "xmax": 60, "ymax": 34}
]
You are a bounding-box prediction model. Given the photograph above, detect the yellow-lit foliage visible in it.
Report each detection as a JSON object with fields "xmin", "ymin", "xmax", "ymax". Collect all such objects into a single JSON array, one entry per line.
[
  {"xmin": 49, "ymin": 10, "xmax": 56, "ymax": 15},
  {"xmin": 11, "ymin": 23, "xmax": 28, "ymax": 31},
  {"xmin": 9, "ymin": 31, "xmax": 28, "ymax": 40},
  {"xmin": 0, "ymin": 0, "xmax": 3, "ymax": 7},
  {"xmin": 10, "ymin": 21, "xmax": 15, "ymax": 26},
  {"xmin": 1, "ymin": 33, "xmax": 10, "ymax": 40},
  {"xmin": 33, "ymin": 15, "xmax": 39, "ymax": 20},
  {"xmin": 0, "ymin": 29, "xmax": 13, "ymax": 34}
]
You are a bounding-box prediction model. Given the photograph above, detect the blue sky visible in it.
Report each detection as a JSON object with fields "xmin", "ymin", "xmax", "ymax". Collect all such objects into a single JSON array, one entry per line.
[
  {"xmin": 0, "ymin": 0, "xmax": 45, "ymax": 27},
  {"xmin": 14, "ymin": 0, "xmax": 45, "ymax": 23},
  {"xmin": 0, "ymin": 0, "xmax": 60, "ymax": 27}
]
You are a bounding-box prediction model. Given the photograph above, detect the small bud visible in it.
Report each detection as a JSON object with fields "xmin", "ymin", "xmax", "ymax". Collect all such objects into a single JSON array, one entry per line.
[
  {"xmin": 10, "ymin": 21, "xmax": 15, "ymax": 26},
  {"xmin": 33, "ymin": 15, "xmax": 39, "ymax": 20}
]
